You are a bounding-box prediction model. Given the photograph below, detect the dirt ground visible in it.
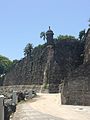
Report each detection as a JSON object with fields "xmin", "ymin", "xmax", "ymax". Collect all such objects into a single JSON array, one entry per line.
[{"xmin": 28, "ymin": 93, "xmax": 90, "ymax": 120}]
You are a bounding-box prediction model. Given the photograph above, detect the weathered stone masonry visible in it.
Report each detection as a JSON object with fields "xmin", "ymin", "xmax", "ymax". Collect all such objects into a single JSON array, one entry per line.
[
  {"xmin": 61, "ymin": 28, "xmax": 90, "ymax": 106},
  {"xmin": 3, "ymin": 27, "xmax": 84, "ymax": 94}
]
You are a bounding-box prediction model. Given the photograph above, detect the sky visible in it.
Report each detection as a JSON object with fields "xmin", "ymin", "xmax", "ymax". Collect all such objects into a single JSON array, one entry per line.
[{"xmin": 0, "ymin": 0, "xmax": 90, "ymax": 60}]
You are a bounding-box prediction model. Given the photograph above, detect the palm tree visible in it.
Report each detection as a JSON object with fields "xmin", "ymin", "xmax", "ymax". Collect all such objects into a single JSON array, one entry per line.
[
  {"xmin": 24, "ymin": 43, "xmax": 33, "ymax": 57},
  {"xmin": 40, "ymin": 32, "xmax": 46, "ymax": 40}
]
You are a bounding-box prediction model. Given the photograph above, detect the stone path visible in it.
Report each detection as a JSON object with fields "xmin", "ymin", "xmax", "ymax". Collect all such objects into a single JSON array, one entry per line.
[
  {"xmin": 11, "ymin": 102, "xmax": 65, "ymax": 120},
  {"xmin": 11, "ymin": 93, "xmax": 90, "ymax": 120}
]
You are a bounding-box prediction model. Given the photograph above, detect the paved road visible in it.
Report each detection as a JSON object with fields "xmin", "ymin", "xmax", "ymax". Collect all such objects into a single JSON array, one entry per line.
[{"xmin": 11, "ymin": 102, "xmax": 65, "ymax": 120}]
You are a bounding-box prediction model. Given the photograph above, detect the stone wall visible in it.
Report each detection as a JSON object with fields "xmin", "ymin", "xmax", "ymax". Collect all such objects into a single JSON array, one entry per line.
[
  {"xmin": 61, "ymin": 28, "xmax": 90, "ymax": 106},
  {"xmin": 0, "ymin": 85, "xmax": 42, "ymax": 98},
  {"xmin": 3, "ymin": 39, "xmax": 84, "ymax": 93},
  {"xmin": 3, "ymin": 45, "xmax": 47, "ymax": 85},
  {"xmin": 61, "ymin": 62, "xmax": 90, "ymax": 106},
  {"xmin": 84, "ymin": 28, "xmax": 90, "ymax": 63}
]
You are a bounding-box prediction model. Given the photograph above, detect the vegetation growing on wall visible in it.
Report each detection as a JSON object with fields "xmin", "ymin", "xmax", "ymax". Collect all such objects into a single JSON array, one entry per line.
[
  {"xmin": 24, "ymin": 43, "xmax": 33, "ymax": 57},
  {"xmin": 57, "ymin": 35, "xmax": 76, "ymax": 40}
]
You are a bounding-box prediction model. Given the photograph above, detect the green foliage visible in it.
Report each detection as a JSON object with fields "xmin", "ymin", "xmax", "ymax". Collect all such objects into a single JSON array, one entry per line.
[
  {"xmin": 40, "ymin": 32, "xmax": 46, "ymax": 40},
  {"xmin": 36, "ymin": 44, "xmax": 46, "ymax": 49},
  {"xmin": 24, "ymin": 43, "xmax": 33, "ymax": 56},
  {"xmin": 33, "ymin": 44, "xmax": 46, "ymax": 52},
  {"xmin": 57, "ymin": 35, "xmax": 75, "ymax": 40},
  {"xmin": 0, "ymin": 55, "xmax": 12, "ymax": 75},
  {"xmin": 79, "ymin": 29, "xmax": 85, "ymax": 40}
]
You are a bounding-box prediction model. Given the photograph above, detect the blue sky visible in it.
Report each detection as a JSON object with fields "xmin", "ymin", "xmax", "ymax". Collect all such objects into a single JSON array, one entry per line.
[{"xmin": 0, "ymin": 0, "xmax": 90, "ymax": 60}]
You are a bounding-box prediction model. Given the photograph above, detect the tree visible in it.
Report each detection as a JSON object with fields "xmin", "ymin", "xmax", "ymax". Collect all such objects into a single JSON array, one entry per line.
[
  {"xmin": 57, "ymin": 35, "xmax": 75, "ymax": 40},
  {"xmin": 40, "ymin": 32, "xmax": 46, "ymax": 40},
  {"xmin": 79, "ymin": 29, "xmax": 85, "ymax": 40},
  {"xmin": 24, "ymin": 43, "xmax": 33, "ymax": 57},
  {"xmin": 0, "ymin": 55, "xmax": 12, "ymax": 75}
]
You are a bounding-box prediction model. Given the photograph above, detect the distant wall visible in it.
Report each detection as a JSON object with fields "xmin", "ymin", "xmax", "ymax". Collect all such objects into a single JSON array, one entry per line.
[
  {"xmin": 3, "ymin": 40, "xmax": 84, "ymax": 93},
  {"xmin": 0, "ymin": 85, "xmax": 42, "ymax": 97}
]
